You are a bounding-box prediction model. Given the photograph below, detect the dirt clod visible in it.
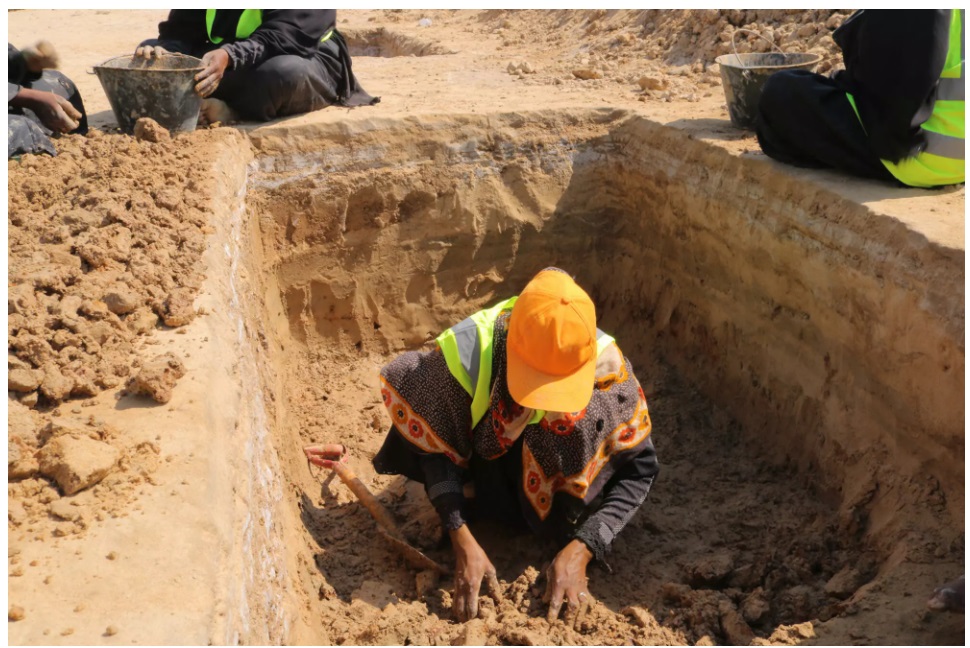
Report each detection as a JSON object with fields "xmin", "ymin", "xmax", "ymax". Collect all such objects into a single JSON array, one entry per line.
[
  {"xmin": 37, "ymin": 434, "xmax": 120, "ymax": 495},
  {"xmin": 49, "ymin": 500, "xmax": 82, "ymax": 522},
  {"xmin": 686, "ymin": 551, "xmax": 735, "ymax": 587},
  {"xmin": 500, "ymin": 628, "xmax": 544, "ymax": 646},
  {"xmin": 133, "ymin": 118, "xmax": 171, "ymax": 143},
  {"xmin": 638, "ymin": 74, "xmax": 667, "ymax": 91},
  {"xmin": 127, "ymin": 353, "xmax": 187, "ymax": 404},
  {"xmin": 719, "ymin": 599, "xmax": 755, "ymax": 646},
  {"xmin": 740, "ymin": 589, "xmax": 770, "ymax": 625},
  {"xmin": 103, "ymin": 288, "xmax": 140, "ymax": 315},
  {"xmin": 572, "ymin": 68, "xmax": 602, "ymax": 80},
  {"xmin": 8, "ymin": 500, "xmax": 28, "ymax": 525},
  {"xmin": 824, "ymin": 566, "xmax": 864, "ymax": 599},
  {"xmin": 157, "ymin": 289, "xmax": 197, "ymax": 327},
  {"xmin": 9, "ymin": 367, "xmax": 43, "ymax": 393},
  {"xmin": 415, "ymin": 569, "xmax": 439, "ymax": 596},
  {"xmin": 452, "ymin": 618, "xmax": 488, "ymax": 646}
]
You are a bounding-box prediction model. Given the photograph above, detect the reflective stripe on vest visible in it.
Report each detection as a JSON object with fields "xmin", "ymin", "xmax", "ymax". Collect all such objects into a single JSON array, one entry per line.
[
  {"xmin": 205, "ymin": 9, "xmax": 335, "ymax": 45},
  {"xmin": 846, "ymin": 9, "xmax": 964, "ymax": 187},
  {"xmin": 436, "ymin": 297, "xmax": 616, "ymax": 428},
  {"xmin": 206, "ymin": 9, "xmax": 262, "ymax": 44}
]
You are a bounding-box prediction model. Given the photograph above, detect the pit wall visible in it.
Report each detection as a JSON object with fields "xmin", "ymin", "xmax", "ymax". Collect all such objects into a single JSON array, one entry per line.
[
  {"xmin": 597, "ymin": 118, "xmax": 965, "ymax": 548},
  {"xmin": 247, "ymin": 110, "xmax": 630, "ymax": 357},
  {"xmin": 195, "ymin": 139, "xmax": 296, "ymax": 644},
  {"xmin": 246, "ymin": 109, "xmax": 964, "ymax": 617}
]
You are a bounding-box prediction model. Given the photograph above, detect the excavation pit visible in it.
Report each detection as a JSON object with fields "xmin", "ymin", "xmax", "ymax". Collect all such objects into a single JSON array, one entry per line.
[
  {"xmin": 343, "ymin": 27, "xmax": 456, "ymax": 58},
  {"xmin": 241, "ymin": 109, "xmax": 964, "ymax": 645}
]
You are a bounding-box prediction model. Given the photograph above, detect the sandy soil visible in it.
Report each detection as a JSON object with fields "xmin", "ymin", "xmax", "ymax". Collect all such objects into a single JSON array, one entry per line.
[
  {"xmin": 7, "ymin": 9, "xmax": 965, "ymax": 647},
  {"xmin": 250, "ymin": 110, "xmax": 963, "ymax": 646}
]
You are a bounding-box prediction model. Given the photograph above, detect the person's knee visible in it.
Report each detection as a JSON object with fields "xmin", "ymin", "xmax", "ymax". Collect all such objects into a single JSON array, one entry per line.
[
  {"xmin": 253, "ymin": 55, "xmax": 314, "ymax": 93},
  {"xmin": 760, "ymin": 71, "xmax": 798, "ymax": 115},
  {"xmin": 8, "ymin": 115, "xmax": 56, "ymax": 158},
  {"xmin": 39, "ymin": 70, "xmax": 77, "ymax": 95},
  {"xmin": 220, "ymin": 55, "xmax": 322, "ymax": 120},
  {"xmin": 247, "ymin": 56, "xmax": 318, "ymax": 119}
]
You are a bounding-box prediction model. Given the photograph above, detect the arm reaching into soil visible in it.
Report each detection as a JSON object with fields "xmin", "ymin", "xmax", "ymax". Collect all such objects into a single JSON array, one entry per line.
[
  {"xmin": 9, "ymin": 88, "xmax": 81, "ymax": 133},
  {"xmin": 538, "ymin": 437, "xmax": 659, "ymax": 627},
  {"xmin": 544, "ymin": 539, "xmax": 593, "ymax": 628},
  {"xmin": 416, "ymin": 453, "xmax": 505, "ymax": 620},
  {"xmin": 450, "ymin": 524, "xmax": 502, "ymax": 622}
]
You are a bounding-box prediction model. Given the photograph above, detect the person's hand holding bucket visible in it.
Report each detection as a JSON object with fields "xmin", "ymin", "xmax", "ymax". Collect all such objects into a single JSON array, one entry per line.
[{"xmin": 195, "ymin": 49, "xmax": 230, "ymax": 98}]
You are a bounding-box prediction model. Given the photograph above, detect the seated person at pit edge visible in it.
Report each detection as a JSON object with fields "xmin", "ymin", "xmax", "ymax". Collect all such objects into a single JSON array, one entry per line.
[
  {"xmin": 8, "ymin": 41, "xmax": 87, "ymax": 159},
  {"xmin": 756, "ymin": 9, "xmax": 964, "ymax": 188},
  {"xmin": 135, "ymin": 9, "xmax": 378, "ymax": 124},
  {"xmin": 308, "ymin": 268, "xmax": 660, "ymax": 628}
]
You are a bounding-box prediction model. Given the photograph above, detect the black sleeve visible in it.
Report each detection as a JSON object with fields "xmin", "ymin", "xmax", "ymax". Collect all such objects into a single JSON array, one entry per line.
[
  {"xmin": 834, "ymin": 9, "xmax": 951, "ymax": 161},
  {"xmin": 156, "ymin": 9, "xmax": 208, "ymax": 45},
  {"xmin": 221, "ymin": 9, "xmax": 337, "ymax": 70},
  {"xmin": 9, "ymin": 43, "xmax": 37, "ymax": 102},
  {"xmin": 419, "ymin": 452, "xmax": 469, "ymax": 532},
  {"xmin": 572, "ymin": 437, "xmax": 659, "ymax": 563},
  {"xmin": 372, "ymin": 425, "xmax": 470, "ymax": 532}
]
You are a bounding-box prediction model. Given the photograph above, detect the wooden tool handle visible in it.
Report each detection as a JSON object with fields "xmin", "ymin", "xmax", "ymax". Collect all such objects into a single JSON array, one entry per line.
[{"xmin": 331, "ymin": 461, "xmax": 404, "ymax": 540}]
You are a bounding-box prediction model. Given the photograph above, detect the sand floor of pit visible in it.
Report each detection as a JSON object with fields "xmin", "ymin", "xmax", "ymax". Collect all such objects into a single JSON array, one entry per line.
[{"xmin": 7, "ymin": 9, "xmax": 966, "ymax": 647}]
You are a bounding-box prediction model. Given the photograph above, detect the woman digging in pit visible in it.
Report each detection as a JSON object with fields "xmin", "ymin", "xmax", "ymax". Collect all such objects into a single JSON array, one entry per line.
[{"xmin": 310, "ymin": 268, "xmax": 660, "ymax": 627}]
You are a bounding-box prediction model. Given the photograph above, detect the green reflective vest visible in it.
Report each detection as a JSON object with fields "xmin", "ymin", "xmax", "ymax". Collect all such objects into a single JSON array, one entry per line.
[
  {"xmin": 846, "ymin": 9, "xmax": 965, "ymax": 187},
  {"xmin": 436, "ymin": 296, "xmax": 616, "ymax": 428},
  {"xmin": 205, "ymin": 9, "xmax": 334, "ymax": 45}
]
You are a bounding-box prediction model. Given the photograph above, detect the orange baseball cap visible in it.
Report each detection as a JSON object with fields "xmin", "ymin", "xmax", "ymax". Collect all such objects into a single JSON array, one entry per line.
[{"xmin": 507, "ymin": 268, "xmax": 597, "ymax": 413}]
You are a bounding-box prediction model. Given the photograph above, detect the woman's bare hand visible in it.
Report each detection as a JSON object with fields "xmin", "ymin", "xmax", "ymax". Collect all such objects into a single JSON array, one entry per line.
[
  {"xmin": 544, "ymin": 539, "xmax": 593, "ymax": 629},
  {"xmin": 450, "ymin": 525, "xmax": 502, "ymax": 621}
]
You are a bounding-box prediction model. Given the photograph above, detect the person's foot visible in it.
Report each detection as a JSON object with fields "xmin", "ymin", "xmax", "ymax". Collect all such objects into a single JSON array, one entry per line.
[{"xmin": 198, "ymin": 98, "xmax": 238, "ymax": 126}]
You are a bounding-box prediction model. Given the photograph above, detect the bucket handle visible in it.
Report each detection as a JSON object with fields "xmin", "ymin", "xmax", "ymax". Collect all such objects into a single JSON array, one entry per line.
[{"xmin": 731, "ymin": 28, "xmax": 784, "ymax": 78}]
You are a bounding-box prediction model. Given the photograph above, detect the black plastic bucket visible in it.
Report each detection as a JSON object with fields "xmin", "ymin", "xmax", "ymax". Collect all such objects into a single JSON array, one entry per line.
[
  {"xmin": 715, "ymin": 52, "xmax": 822, "ymax": 130},
  {"xmin": 94, "ymin": 54, "xmax": 204, "ymax": 135}
]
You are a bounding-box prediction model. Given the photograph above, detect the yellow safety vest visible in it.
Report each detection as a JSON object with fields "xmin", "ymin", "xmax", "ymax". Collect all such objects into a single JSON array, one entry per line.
[
  {"xmin": 205, "ymin": 9, "xmax": 334, "ymax": 45},
  {"xmin": 847, "ymin": 8, "xmax": 965, "ymax": 187},
  {"xmin": 436, "ymin": 297, "xmax": 615, "ymax": 428}
]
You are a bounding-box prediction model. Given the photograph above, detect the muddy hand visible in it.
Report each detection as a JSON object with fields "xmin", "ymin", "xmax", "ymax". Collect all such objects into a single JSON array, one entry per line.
[
  {"xmin": 22, "ymin": 40, "xmax": 59, "ymax": 72},
  {"xmin": 22, "ymin": 91, "xmax": 81, "ymax": 133},
  {"xmin": 450, "ymin": 525, "xmax": 502, "ymax": 621},
  {"xmin": 544, "ymin": 539, "xmax": 593, "ymax": 629},
  {"xmin": 195, "ymin": 49, "xmax": 230, "ymax": 98},
  {"xmin": 303, "ymin": 444, "xmax": 346, "ymax": 470},
  {"xmin": 134, "ymin": 44, "xmax": 168, "ymax": 61},
  {"xmin": 927, "ymin": 575, "xmax": 964, "ymax": 613}
]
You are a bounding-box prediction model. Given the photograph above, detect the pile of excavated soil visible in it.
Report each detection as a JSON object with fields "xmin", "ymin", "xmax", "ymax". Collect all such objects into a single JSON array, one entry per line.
[
  {"xmin": 383, "ymin": 9, "xmax": 849, "ymax": 102},
  {"xmin": 8, "ymin": 127, "xmax": 228, "ymax": 539},
  {"xmin": 7, "ymin": 9, "xmax": 963, "ymax": 646}
]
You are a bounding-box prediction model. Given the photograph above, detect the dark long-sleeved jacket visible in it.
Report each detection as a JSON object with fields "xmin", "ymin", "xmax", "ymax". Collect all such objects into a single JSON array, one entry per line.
[
  {"xmin": 833, "ymin": 9, "xmax": 953, "ymax": 162},
  {"xmin": 8, "ymin": 44, "xmax": 39, "ymax": 104},
  {"xmin": 382, "ymin": 430, "xmax": 659, "ymax": 564},
  {"xmin": 155, "ymin": 9, "xmax": 336, "ymax": 70}
]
